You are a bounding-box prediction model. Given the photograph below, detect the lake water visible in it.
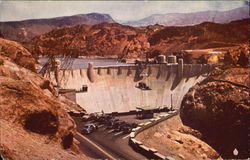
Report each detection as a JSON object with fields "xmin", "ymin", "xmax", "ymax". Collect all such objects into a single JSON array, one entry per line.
[{"xmin": 39, "ymin": 58, "xmax": 135, "ymax": 69}]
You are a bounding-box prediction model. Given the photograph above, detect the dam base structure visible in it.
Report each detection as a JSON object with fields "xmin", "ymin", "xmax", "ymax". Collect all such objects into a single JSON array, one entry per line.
[{"xmin": 45, "ymin": 58, "xmax": 214, "ymax": 113}]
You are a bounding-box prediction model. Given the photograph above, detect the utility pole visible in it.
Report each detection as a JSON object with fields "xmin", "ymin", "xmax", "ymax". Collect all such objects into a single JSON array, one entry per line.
[{"xmin": 170, "ymin": 94, "xmax": 173, "ymax": 110}]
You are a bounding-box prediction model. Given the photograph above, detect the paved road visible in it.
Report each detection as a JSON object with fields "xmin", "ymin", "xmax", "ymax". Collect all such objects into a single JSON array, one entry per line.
[
  {"xmin": 73, "ymin": 115, "xmax": 149, "ymax": 160},
  {"xmin": 75, "ymin": 133, "xmax": 111, "ymax": 159}
]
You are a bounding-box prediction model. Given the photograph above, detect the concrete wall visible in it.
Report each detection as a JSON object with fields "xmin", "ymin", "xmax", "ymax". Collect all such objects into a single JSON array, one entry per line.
[
  {"xmin": 129, "ymin": 110, "xmax": 179, "ymax": 160},
  {"xmin": 46, "ymin": 63, "xmax": 213, "ymax": 113}
]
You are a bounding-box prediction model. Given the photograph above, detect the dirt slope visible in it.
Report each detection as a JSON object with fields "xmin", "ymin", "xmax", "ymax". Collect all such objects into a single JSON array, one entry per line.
[
  {"xmin": 0, "ymin": 56, "xmax": 88, "ymax": 159},
  {"xmin": 180, "ymin": 67, "xmax": 249, "ymax": 159},
  {"xmin": 0, "ymin": 38, "xmax": 87, "ymax": 160},
  {"xmin": 136, "ymin": 115, "xmax": 221, "ymax": 160}
]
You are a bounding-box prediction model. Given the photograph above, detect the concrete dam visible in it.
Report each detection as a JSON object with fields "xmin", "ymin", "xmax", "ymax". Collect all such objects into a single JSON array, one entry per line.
[{"xmin": 45, "ymin": 59, "xmax": 214, "ymax": 113}]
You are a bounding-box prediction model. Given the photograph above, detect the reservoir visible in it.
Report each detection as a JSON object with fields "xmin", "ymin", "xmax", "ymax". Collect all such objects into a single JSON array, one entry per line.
[{"xmin": 39, "ymin": 58, "xmax": 135, "ymax": 69}]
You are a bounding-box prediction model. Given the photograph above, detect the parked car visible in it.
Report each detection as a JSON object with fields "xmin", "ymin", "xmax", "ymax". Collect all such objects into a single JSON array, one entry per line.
[
  {"xmin": 89, "ymin": 112, "xmax": 103, "ymax": 121},
  {"xmin": 119, "ymin": 122, "xmax": 137, "ymax": 133},
  {"xmin": 130, "ymin": 122, "xmax": 138, "ymax": 128},
  {"xmin": 97, "ymin": 114, "xmax": 114, "ymax": 124},
  {"xmin": 81, "ymin": 114, "xmax": 90, "ymax": 122},
  {"xmin": 112, "ymin": 120, "xmax": 127, "ymax": 132},
  {"xmin": 136, "ymin": 110, "xmax": 154, "ymax": 119},
  {"xmin": 121, "ymin": 123, "xmax": 133, "ymax": 133},
  {"xmin": 106, "ymin": 118, "xmax": 119, "ymax": 129},
  {"xmin": 81, "ymin": 123, "xmax": 98, "ymax": 134},
  {"xmin": 68, "ymin": 110, "xmax": 85, "ymax": 117}
]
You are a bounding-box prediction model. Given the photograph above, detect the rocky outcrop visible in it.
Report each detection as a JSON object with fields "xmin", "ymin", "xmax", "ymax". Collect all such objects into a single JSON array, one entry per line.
[
  {"xmin": 0, "ymin": 56, "xmax": 87, "ymax": 159},
  {"xmin": 223, "ymin": 44, "xmax": 249, "ymax": 67},
  {"xmin": 0, "ymin": 38, "xmax": 36, "ymax": 72},
  {"xmin": 27, "ymin": 19, "xmax": 249, "ymax": 59},
  {"xmin": 149, "ymin": 19, "xmax": 249, "ymax": 54},
  {"xmin": 27, "ymin": 23, "xmax": 153, "ymax": 58},
  {"xmin": 210, "ymin": 67, "xmax": 249, "ymax": 86},
  {"xmin": 180, "ymin": 68, "xmax": 249, "ymax": 159},
  {"xmin": 136, "ymin": 115, "xmax": 221, "ymax": 160}
]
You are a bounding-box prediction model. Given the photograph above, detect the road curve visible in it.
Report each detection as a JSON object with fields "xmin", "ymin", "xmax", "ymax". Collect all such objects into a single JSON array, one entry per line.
[
  {"xmin": 76, "ymin": 132, "xmax": 116, "ymax": 160},
  {"xmin": 73, "ymin": 117, "xmax": 147, "ymax": 160}
]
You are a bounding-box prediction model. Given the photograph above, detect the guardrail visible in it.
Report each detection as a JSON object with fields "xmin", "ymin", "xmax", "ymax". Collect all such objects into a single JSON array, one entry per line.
[
  {"xmin": 129, "ymin": 110, "xmax": 179, "ymax": 160},
  {"xmin": 106, "ymin": 107, "xmax": 170, "ymax": 116}
]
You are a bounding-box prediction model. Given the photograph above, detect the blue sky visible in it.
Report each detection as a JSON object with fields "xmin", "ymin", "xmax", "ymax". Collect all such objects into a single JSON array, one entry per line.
[{"xmin": 0, "ymin": 1, "xmax": 248, "ymax": 22}]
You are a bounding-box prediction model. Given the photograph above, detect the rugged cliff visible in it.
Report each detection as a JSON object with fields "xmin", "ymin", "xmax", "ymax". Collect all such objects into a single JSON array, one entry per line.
[
  {"xmin": 180, "ymin": 67, "xmax": 249, "ymax": 159},
  {"xmin": 26, "ymin": 19, "xmax": 249, "ymax": 58},
  {"xmin": 136, "ymin": 115, "xmax": 221, "ymax": 160},
  {"xmin": 149, "ymin": 19, "xmax": 249, "ymax": 54},
  {"xmin": 27, "ymin": 23, "xmax": 157, "ymax": 58},
  {"xmin": 0, "ymin": 39, "xmax": 87, "ymax": 159},
  {"xmin": 0, "ymin": 38, "xmax": 36, "ymax": 71}
]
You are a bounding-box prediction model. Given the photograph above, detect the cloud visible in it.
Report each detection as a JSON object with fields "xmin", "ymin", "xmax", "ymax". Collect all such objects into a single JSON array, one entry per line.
[{"xmin": 0, "ymin": 1, "xmax": 246, "ymax": 22}]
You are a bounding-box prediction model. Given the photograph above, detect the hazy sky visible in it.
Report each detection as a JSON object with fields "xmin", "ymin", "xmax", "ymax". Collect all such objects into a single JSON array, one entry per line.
[{"xmin": 0, "ymin": 1, "xmax": 248, "ymax": 22}]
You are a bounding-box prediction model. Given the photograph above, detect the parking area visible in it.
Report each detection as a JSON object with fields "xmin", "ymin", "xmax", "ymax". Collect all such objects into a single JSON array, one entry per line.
[
  {"xmin": 73, "ymin": 109, "xmax": 171, "ymax": 139},
  {"xmin": 73, "ymin": 115, "xmax": 149, "ymax": 159},
  {"xmin": 71, "ymin": 110, "xmax": 172, "ymax": 159}
]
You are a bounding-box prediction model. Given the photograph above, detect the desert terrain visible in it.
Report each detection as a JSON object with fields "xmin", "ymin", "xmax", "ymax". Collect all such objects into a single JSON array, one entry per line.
[{"xmin": 0, "ymin": 4, "xmax": 249, "ymax": 159}]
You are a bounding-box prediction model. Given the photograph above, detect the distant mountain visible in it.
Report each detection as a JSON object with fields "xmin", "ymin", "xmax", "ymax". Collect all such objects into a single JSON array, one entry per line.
[
  {"xmin": 0, "ymin": 13, "xmax": 116, "ymax": 42},
  {"xmin": 124, "ymin": 7, "xmax": 249, "ymax": 26}
]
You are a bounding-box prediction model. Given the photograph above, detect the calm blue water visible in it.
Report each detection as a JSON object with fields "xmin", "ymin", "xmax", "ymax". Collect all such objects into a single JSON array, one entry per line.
[{"xmin": 39, "ymin": 58, "xmax": 135, "ymax": 69}]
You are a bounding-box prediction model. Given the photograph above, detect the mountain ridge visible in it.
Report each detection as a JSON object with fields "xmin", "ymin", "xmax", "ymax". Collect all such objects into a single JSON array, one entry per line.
[
  {"xmin": 0, "ymin": 12, "xmax": 116, "ymax": 42},
  {"xmin": 123, "ymin": 7, "xmax": 249, "ymax": 26},
  {"xmin": 0, "ymin": 7, "xmax": 248, "ymax": 43}
]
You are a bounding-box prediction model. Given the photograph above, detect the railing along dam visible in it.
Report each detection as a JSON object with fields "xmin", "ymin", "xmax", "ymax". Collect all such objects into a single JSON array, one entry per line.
[{"xmin": 45, "ymin": 59, "xmax": 214, "ymax": 113}]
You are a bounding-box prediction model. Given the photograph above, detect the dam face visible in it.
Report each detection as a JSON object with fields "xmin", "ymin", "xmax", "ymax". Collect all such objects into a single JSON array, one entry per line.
[{"xmin": 46, "ymin": 62, "xmax": 213, "ymax": 113}]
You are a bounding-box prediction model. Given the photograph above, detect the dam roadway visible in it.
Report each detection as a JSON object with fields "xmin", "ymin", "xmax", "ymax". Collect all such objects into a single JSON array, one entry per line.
[{"xmin": 73, "ymin": 116, "xmax": 147, "ymax": 160}]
